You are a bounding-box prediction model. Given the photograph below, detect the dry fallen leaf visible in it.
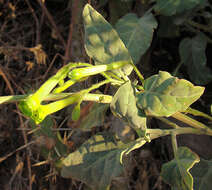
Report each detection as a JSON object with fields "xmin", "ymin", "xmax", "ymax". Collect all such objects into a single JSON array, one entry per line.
[
  {"xmin": 25, "ymin": 61, "xmax": 34, "ymax": 71},
  {"xmin": 29, "ymin": 44, "xmax": 47, "ymax": 65}
]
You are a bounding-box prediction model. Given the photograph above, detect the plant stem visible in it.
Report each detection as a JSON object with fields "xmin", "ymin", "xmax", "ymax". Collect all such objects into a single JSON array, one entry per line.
[
  {"xmin": 0, "ymin": 93, "xmax": 113, "ymax": 104},
  {"xmin": 171, "ymin": 133, "xmax": 178, "ymax": 157},
  {"xmin": 31, "ymin": 62, "xmax": 91, "ymax": 102},
  {"xmin": 101, "ymin": 72, "xmax": 124, "ymax": 85},
  {"xmin": 43, "ymin": 94, "xmax": 79, "ymax": 115},
  {"xmin": 105, "ymin": 71, "xmax": 124, "ymax": 81},
  {"xmin": 130, "ymin": 63, "xmax": 144, "ymax": 85},
  {"xmin": 34, "ymin": 80, "xmax": 112, "ymax": 123},
  {"xmin": 172, "ymin": 61, "xmax": 183, "ymax": 77},
  {"xmin": 32, "ymin": 62, "xmax": 73, "ymax": 102},
  {"xmin": 53, "ymin": 80, "xmax": 76, "ymax": 93},
  {"xmin": 172, "ymin": 112, "xmax": 212, "ymax": 135},
  {"xmin": 187, "ymin": 20, "xmax": 212, "ymax": 34},
  {"xmin": 186, "ymin": 107, "xmax": 212, "ymax": 121},
  {"xmin": 156, "ymin": 117, "xmax": 180, "ymax": 129},
  {"xmin": 147, "ymin": 127, "xmax": 211, "ymax": 140}
]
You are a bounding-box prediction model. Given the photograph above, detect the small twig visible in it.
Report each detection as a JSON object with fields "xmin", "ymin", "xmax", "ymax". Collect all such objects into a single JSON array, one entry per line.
[
  {"xmin": 17, "ymin": 113, "xmax": 33, "ymax": 190},
  {"xmin": 64, "ymin": 0, "xmax": 79, "ymax": 62},
  {"xmin": 0, "ymin": 66, "xmax": 32, "ymax": 190},
  {"xmin": 25, "ymin": 0, "xmax": 40, "ymax": 44},
  {"xmin": 17, "ymin": 127, "xmax": 74, "ymax": 131},
  {"xmin": 3, "ymin": 68, "xmax": 26, "ymax": 94},
  {"xmin": 0, "ymin": 66, "xmax": 14, "ymax": 93},
  {"xmin": 42, "ymin": 53, "xmax": 64, "ymax": 80},
  {"xmin": 0, "ymin": 141, "xmax": 35, "ymax": 163},
  {"xmin": 32, "ymin": 160, "xmax": 50, "ymax": 167},
  {"xmin": 0, "ymin": 44, "xmax": 30, "ymax": 51},
  {"xmin": 36, "ymin": 0, "xmax": 66, "ymax": 47}
]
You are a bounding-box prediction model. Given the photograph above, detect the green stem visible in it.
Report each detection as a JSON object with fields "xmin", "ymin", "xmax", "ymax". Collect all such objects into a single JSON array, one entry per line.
[
  {"xmin": 53, "ymin": 80, "xmax": 76, "ymax": 93},
  {"xmin": 156, "ymin": 117, "xmax": 180, "ymax": 129},
  {"xmin": 32, "ymin": 62, "xmax": 92, "ymax": 102},
  {"xmin": 82, "ymin": 79, "xmax": 111, "ymax": 94},
  {"xmin": 172, "ymin": 112, "xmax": 212, "ymax": 135},
  {"xmin": 43, "ymin": 94, "xmax": 79, "ymax": 115},
  {"xmin": 147, "ymin": 127, "xmax": 211, "ymax": 140},
  {"xmin": 187, "ymin": 20, "xmax": 212, "ymax": 34},
  {"xmin": 172, "ymin": 62, "xmax": 183, "ymax": 77},
  {"xmin": 32, "ymin": 63, "xmax": 73, "ymax": 102},
  {"xmin": 31, "ymin": 80, "xmax": 113, "ymax": 124},
  {"xmin": 171, "ymin": 133, "xmax": 178, "ymax": 157},
  {"xmin": 104, "ymin": 71, "xmax": 124, "ymax": 81},
  {"xmin": 130, "ymin": 63, "xmax": 144, "ymax": 85},
  {"xmin": 0, "ymin": 93, "xmax": 113, "ymax": 104},
  {"xmin": 186, "ymin": 107, "xmax": 212, "ymax": 121},
  {"xmin": 100, "ymin": 72, "xmax": 124, "ymax": 85}
]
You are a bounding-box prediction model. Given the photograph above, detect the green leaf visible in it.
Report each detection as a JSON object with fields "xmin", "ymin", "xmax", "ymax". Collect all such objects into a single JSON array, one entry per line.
[
  {"xmin": 161, "ymin": 147, "xmax": 200, "ymax": 190},
  {"xmin": 179, "ymin": 33, "xmax": 212, "ymax": 85},
  {"xmin": 115, "ymin": 13, "xmax": 157, "ymax": 64},
  {"xmin": 83, "ymin": 4, "xmax": 133, "ymax": 77},
  {"xmin": 72, "ymin": 103, "xmax": 81, "ymax": 121},
  {"xmin": 110, "ymin": 81, "xmax": 147, "ymax": 137},
  {"xmin": 191, "ymin": 159, "xmax": 212, "ymax": 190},
  {"xmin": 137, "ymin": 71, "xmax": 204, "ymax": 117},
  {"xmin": 79, "ymin": 103, "xmax": 109, "ymax": 130},
  {"xmin": 61, "ymin": 134, "xmax": 125, "ymax": 190},
  {"xmin": 154, "ymin": 0, "xmax": 207, "ymax": 16}
]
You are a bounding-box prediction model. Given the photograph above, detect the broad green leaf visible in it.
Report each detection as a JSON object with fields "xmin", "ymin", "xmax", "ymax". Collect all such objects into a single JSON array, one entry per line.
[
  {"xmin": 137, "ymin": 71, "xmax": 204, "ymax": 117},
  {"xmin": 61, "ymin": 134, "xmax": 125, "ymax": 190},
  {"xmin": 154, "ymin": 0, "xmax": 207, "ymax": 16},
  {"xmin": 115, "ymin": 13, "xmax": 157, "ymax": 63},
  {"xmin": 83, "ymin": 4, "xmax": 133, "ymax": 77},
  {"xmin": 110, "ymin": 81, "xmax": 147, "ymax": 137},
  {"xmin": 79, "ymin": 103, "xmax": 109, "ymax": 130},
  {"xmin": 191, "ymin": 159, "xmax": 212, "ymax": 190},
  {"xmin": 179, "ymin": 33, "xmax": 212, "ymax": 85},
  {"xmin": 161, "ymin": 147, "xmax": 200, "ymax": 190}
]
